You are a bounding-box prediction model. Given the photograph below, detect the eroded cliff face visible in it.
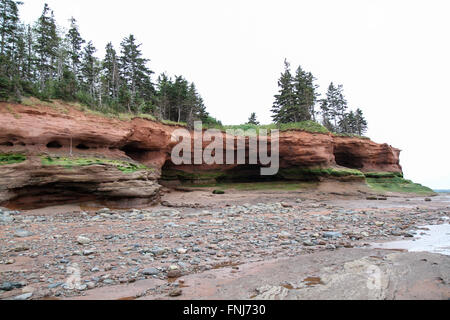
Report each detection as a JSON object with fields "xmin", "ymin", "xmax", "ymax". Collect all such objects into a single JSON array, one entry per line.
[{"xmin": 0, "ymin": 102, "xmax": 402, "ymax": 208}]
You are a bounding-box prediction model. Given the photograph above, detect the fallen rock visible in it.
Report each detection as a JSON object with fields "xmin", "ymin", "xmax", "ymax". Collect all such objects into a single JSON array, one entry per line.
[
  {"xmin": 76, "ymin": 236, "xmax": 91, "ymax": 245},
  {"xmin": 142, "ymin": 268, "xmax": 160, "ymax": 276},
  {"xmin": 169, "ymin": 289, "xmax": 183, "ymax": 297}
]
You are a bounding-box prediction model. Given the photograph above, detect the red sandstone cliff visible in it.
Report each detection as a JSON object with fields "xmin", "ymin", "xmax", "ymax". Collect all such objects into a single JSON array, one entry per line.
[{"xmin": 0, "ymin": 101, "xmax": 402, "ymax": 208}]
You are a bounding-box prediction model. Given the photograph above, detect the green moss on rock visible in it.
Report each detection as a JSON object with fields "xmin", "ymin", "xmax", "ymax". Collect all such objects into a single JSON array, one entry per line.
[
  {"xmin": 162, "ymin": 169, "xmax": 226, "ymax": 182},
  {"xmin": 41, "ymin": 156, "xmax": 151, "ymax": 173},
  {"xmin": 364, "ymin": 172, "xmax": 403, "ymax": 178},
  {"xmin": 0, "ymin": 154, "xmax": 26, "ymax": 165},
  {"xmin": 366, "ymin": 177, "xmax": 434, "ymax": 195},
  {"xmin": 277, "ymin": 167, "xmax": 364, "ymax": 180}
]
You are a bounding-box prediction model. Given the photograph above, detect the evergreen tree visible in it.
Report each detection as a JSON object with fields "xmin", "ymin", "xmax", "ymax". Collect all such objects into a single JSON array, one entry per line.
[
  {"xmin": 80, "ymin": 41, "xmax": 99, "ymax": 99},
  {"xmin": 271, "ymin": 59, "xmax": 295, "ymax": 123},
  {"xmin": 33, "ymin": 3, "xmax": 59, "ymax": 91},
  {"xmin": 0, "ymin": 0, "xmax": 22, "ymax": 100},
  {"xmin": 119, "ymin": 34, "xmax": 154, "ymax": 112},
  {"xmin": 320, "ymin": 98, "xmax": 334, "ymax": 132},
  {"xmin": 272, "ymin": 60, "xmax": 319, "ymax": 124},
  {"xmin": 66, "ymin": 17, "xmax": 84, "ymax": 79},
  {"xmin": 172, "ymin": 75, "xmax": 189, "ymax": 122},
  {"xmin": 0, "ymin": 0, "xmax": 22, "ymax": 57},
  {"xmin": 354, "ymin": 108, "xmax": 368, "ymax": 135},
  {"xmin": 304, "ymin": 72, "xmax": 319, "ymax": 121},
  {"xmin": 22, "ymin": 24, "xmax": 34, "ymax": 82},
  {"xmin": 102, "ymin": 42, "xmax": 120, "ymax": 101},
  {"xmin": 292, "ymin": 66, "xmax": 318, "ymax": 122},
  {"xmin": 156, "ymin": 73, "xmax": 171, "ymax": 119},
  {"xmin": 338, "ymin": 110, "xmax": 354, "ymax": 134},
  {"xmin": 320, "ymin": 82, "xmax": 348, "ymax": 131},
  {"xmin": 247, "ymin": 112, "xmax": 260, "ymax": 125}
]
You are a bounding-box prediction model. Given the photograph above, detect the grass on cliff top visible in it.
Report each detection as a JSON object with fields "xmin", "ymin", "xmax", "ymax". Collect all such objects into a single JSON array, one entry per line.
[
  {"xmin": 204, "ymin": 121, "xmax": 330, "ymax": 134},
  {"xmin": 41, "ymin": 156, "xmax": 151, "ymax": 173},
  {"xmin": 0, "ymin": 154, "xmax": 26, "ymax": 165},
  {"xmin": 366, "ymin": 177, "xmax": 435, "ymax": 195},
  {"xmin": 332, "ymin": 132, "xmax": 370, "ymax": 139}
]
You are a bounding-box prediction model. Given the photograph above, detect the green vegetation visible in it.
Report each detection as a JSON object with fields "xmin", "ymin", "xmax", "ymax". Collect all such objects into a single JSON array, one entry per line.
[
  {"xmin": 278, "ymin": 167, "xmax": 364, "ymax": 180},
  {"xmin": 366, "ymin": 177, "xmax": 435, "ymax": 195},
  {"xmin": 364, "ymin": 172, "xmax": 404, "ymax": 178},
  {"xmin": 205, "ymin": 120, "xmax": 329, "ymax": 134},
  {"xmin": 0, "ymin": 153, "xmax": 26, "ymax": 165},
  {"xmin": 162, "ymin": 169, "xmax": 226, "ymax": 182},
  {"xmin": 333, "ymin": 132, "xmax": 370, "ymax": 139},
  {"xmin": 161, "ymin": 119, "xmax": 187, "ymax": 127},
  {"xmin": 41, "ymin": 156, "xmax": 151, "ymax": 173},
  {"xmin": 182, "ymin": 181, "xmax": 317, "ymax": 191},
  {"xmin": 271, "ymin": 60, "xmax": 368, "ymax": 136},
  {"xmin": 247, "ymin": 113, "xmax": 260, "ymax": 125}
]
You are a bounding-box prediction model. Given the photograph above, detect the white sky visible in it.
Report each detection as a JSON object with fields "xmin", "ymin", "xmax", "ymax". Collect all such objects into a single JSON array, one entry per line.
[{"xmin": 19, "ymin": 0, "xmax": 450, "ymax": 189}]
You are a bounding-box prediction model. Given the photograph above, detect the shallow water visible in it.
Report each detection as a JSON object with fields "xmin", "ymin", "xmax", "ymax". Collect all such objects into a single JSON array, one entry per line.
[{"xmin": 372, "ymin": 223, "xmax": 450, "ymax": 256}]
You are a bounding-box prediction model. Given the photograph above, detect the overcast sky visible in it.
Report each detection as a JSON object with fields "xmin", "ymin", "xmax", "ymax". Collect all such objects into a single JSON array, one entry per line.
[{"xmin": 19, "ymin": 0, "xmax": 450, "ymax": 189}]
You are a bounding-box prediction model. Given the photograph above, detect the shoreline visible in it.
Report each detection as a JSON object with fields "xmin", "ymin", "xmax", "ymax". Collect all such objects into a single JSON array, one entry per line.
[{"xmin": 0, "ymin": 190, "xmax": 449, "ymax": 300}]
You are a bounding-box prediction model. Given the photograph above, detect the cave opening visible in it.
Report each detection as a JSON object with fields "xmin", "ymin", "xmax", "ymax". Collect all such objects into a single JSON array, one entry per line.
[
  {"xmin": 76, "ymin": 144, "xmax": 90, "ymax": 150},
  {"xmin": 219, "ymin": 165, "xmax": 279, "ymax": 183},
  {"xmin": 0, "ymin": 141, "xmax": 14, "ymax": 146},
  {"xmin": 47, "ymin": 141, "xmax": 63, "ymax": 149},
  {"xmin": 5, "ymin": 182, "xmax": 98, "ymax": 210},
  {"xmin": 120, "ymin": 143, "xmax": 148, "ymax": 162},
  {"xmin": 160, "ymin": 160, "xmax": 283, "ymax": 186},
  {"xmin": 333, "ymin": 147, "xmax": 364, "ymax": 169}
]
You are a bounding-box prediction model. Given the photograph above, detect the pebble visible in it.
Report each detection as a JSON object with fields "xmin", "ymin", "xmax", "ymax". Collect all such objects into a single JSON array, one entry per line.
[
  {"xmin": 76, "ymin": 236, "xmax": 91, "ymax": 245},
  {"xmin": 14, "ymin": 230, "xmax": 33, "ymax": 238},
  {"xmin": 142, "ymin": 268, "xmax": 160, "ymax": 276},
  {"xmin": 168, "ymin": 270, "xmax": 182, "ymax": 278},
  {"xmin": 169, "ymin": 289, "xmax": 183, "ymax": 297},
  {"xmin": 12, "ymin": 293, "xmax": 33, "ymax": 300},
  {"xmin": 1, "ymin": 282, "xmax": 24, "ymax": 291},
  {"xmin": 83, "ymin": 250, "xmax": 95, "ymax": 256},
  {"xmin": 323, "ymin": 232, "xmax": 342, "ymax": 239},
  {"xmin": 303, "ymin": 240, "xmax": 315, "ymax": 247}
]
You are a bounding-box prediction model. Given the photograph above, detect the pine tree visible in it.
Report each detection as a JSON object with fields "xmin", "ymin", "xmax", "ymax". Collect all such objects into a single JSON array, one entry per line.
[
  {"xmin": 119, "ymin": 34, "xmax": 154, "ymax": 112},
  {"xmin": 271, "ymin": 59, "xmax": 295, "ymax": 123},
  {"xmin": 292, "ymin": 66, "xmax": 319, "ymax": 122},
  {"xmin": 320, "ymin": 98, "xmax": 334, "ymax": 132},
  {"xmin": 247, "ymin": 112, "xmax": 260, "ymax": 125},
  {"xmin": 304, "ymin": 72, "xmax": 319, "ymax": 121},
  {"xmin": 80, "ymin": 41, "xmax": 98, "ymax": 99},
  {"xmin": 0, "ymin": 0, "xmax": 22, "ymax": 57},
  {"xmin": 33, "ymin": 3, "xmax": 59, "ymax": 91},
  {"xmin": 102, "ymin": 42, "xmax": 120, "ymax": 101},
  {"xmin": 22, "ymin": 24, "xmax": 34, "ymax": 83},
  {"xmin": 172, "ymin": 76, "xmax": 188, "ymax": 123},
  {"xmin": 320, "ymin": 83, "xmax": 348, "ymax": 131},
  {"xmin": 354, "ymin": 108, "xmax": 368, "ymax": 135},
  {"xmin": 0, "ymin": 0, "xmax": 22, "ymax": 100},
  {"xmin": 66, "ymin": 17, "xmax": 84, "ymax": 80},
  {"xmin": 156, "ymin": 73, "xmax": 171, "ymax": 119}
]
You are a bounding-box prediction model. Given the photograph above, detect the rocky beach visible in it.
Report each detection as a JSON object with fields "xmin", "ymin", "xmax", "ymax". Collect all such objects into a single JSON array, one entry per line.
[{"xmin": 1, "ymin": 189, "xmax": 448, "ymax": 300}]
